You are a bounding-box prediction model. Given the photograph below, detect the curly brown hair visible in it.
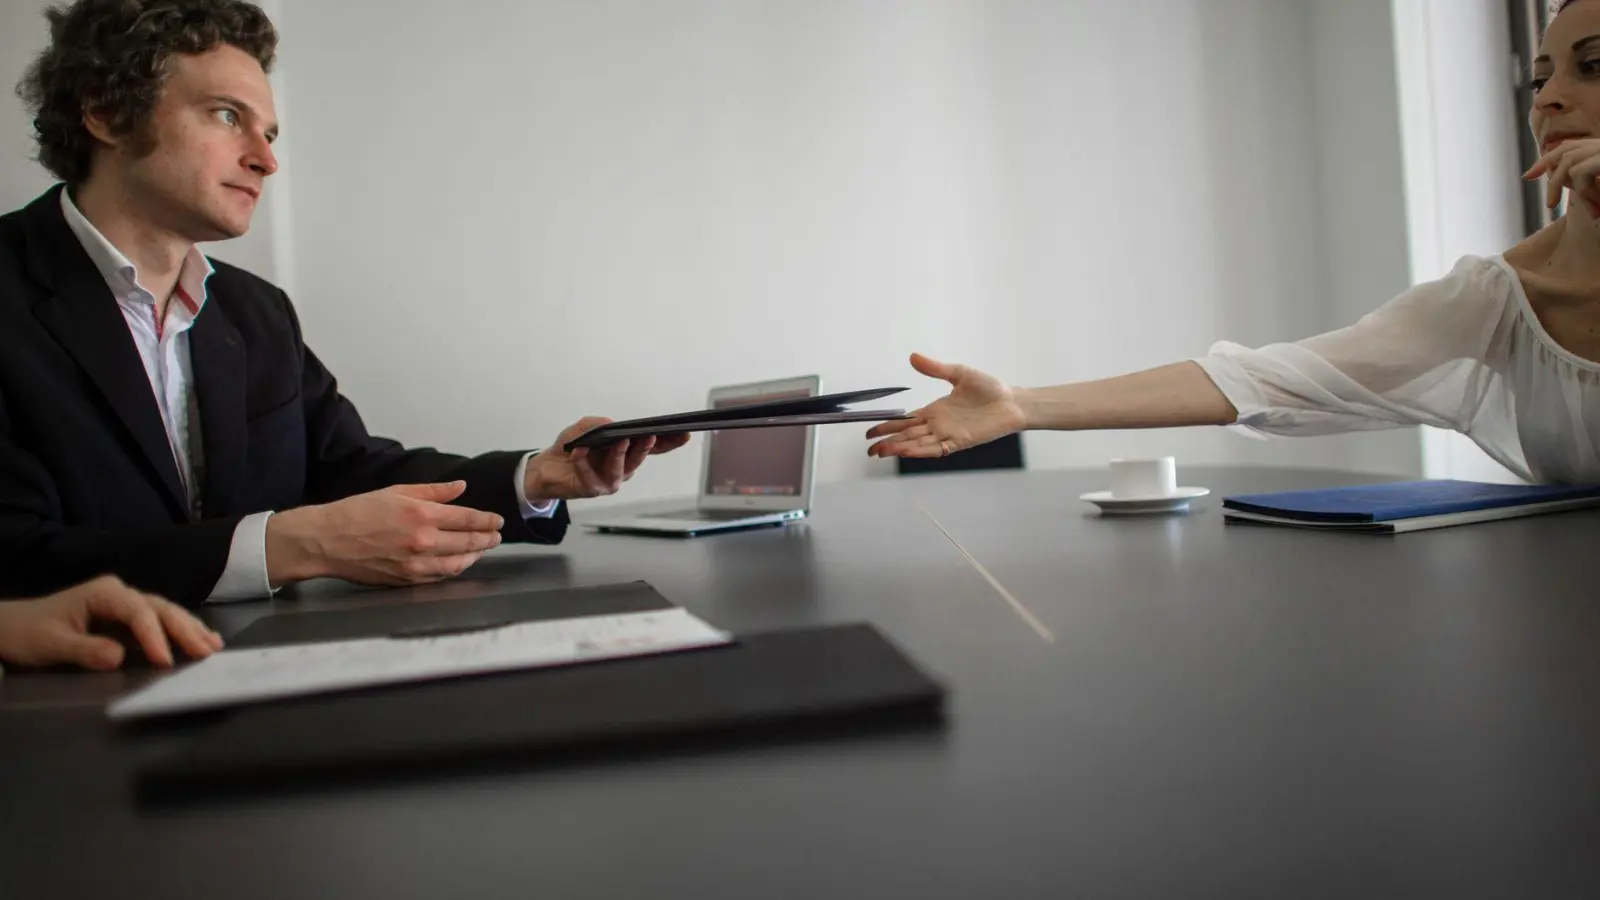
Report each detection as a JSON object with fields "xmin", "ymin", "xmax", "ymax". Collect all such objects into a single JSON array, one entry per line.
[{"xmin": 15, "ymin": 0, "xmax": 278, "ymax": 187}]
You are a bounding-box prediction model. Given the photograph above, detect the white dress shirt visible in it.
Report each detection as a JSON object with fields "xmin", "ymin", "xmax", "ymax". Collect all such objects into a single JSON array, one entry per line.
[
  {"xmin": 1194, "ymin": 254, "xmax": 1600, "ymax": 484},
  {"xmin": 60, "ymin": 191, "xmax": 557, "ymax": 602}
]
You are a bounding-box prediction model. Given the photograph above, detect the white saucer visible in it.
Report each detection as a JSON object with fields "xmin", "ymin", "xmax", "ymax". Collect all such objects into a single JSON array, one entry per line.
[{"xmin": 1079, "ymin": 486, "xmax": 1210, "ymax": 515}]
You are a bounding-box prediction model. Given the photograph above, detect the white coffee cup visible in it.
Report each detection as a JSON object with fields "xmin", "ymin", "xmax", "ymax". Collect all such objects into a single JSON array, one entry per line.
[{"xmin": 1108, "ymin": 456, "xmax": 1177, "ymax": 499}]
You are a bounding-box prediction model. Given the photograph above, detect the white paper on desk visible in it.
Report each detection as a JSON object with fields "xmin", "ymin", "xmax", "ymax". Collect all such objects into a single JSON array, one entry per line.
[{"xmin": 107, "ymin": 608, "xmax": 733, "ymax": 721}]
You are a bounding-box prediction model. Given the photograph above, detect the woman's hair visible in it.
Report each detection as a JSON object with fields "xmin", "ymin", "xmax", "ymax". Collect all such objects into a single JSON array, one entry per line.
[
  {"xmin": 1553, "ymin": 0, "xmax": 1579, "ymax": 16},
  {"xmin": 14, "ymin": 0, "xmax": 277, "ymax": 187}
]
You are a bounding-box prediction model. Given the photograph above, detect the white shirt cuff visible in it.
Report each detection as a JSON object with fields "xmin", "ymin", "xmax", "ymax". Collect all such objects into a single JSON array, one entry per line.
[
  {"xmin": 514, "ymin": 451, "xmax": 560, "ymax": 519},
  {"xmin": 206, "ymin": 511, "xmax": 280, "ymax": 603}
]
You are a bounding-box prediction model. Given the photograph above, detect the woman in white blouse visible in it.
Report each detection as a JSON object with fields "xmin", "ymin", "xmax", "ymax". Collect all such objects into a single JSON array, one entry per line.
[{"xmin": 869, "ymin": 0, "xmax": 1600, "ymax": 485}]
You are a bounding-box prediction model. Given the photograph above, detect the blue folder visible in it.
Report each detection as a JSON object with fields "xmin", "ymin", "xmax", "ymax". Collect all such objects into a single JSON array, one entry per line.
[{"xmin": 1221, "ymin": 480, "xmax": 1600, "ymax": 531}]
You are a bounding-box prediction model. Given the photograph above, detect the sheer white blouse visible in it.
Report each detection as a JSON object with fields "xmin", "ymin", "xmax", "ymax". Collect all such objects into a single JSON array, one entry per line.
[{"xmin": 1194, "ymin": 255, "xmax": 1600, "ymax": 484}]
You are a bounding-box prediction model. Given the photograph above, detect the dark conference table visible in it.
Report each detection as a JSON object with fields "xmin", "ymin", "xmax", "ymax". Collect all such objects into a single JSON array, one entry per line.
[{"xmin": 3, "ymin": 466, "xmax": 1599, "ymax": 899}]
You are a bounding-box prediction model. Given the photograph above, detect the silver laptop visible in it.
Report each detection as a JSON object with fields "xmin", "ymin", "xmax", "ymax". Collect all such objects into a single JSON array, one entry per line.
[{"xmin": 579, "ymin": 375, "xmax": 820, "ymax": 536}]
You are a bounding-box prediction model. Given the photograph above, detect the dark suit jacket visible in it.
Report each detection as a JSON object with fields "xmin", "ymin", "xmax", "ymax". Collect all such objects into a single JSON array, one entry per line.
[{"xmin": 0, "ymin": 185, "xmax": 567, "ymax": 605}]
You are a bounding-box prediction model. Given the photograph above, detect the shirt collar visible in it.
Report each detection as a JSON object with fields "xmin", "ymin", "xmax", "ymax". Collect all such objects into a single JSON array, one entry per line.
[{"xmin": 59, "ymin": 188, "xmax": 214, "ymax": 315}]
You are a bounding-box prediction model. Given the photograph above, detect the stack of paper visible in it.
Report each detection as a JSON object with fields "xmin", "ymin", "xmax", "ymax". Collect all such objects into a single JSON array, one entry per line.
[{"xmin": 108, "ymin": 608, "xmax": 732, "ymax": 721}]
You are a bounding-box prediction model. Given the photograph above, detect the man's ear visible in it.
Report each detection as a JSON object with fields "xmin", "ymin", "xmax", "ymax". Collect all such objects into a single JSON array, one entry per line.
[{"xmin": 81, "ymin": 109, "xmax": 121, "ymax": 148}]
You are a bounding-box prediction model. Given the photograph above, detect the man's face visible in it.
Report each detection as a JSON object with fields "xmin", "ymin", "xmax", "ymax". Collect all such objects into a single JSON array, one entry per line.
[{"xmin": 112, "ymin": 44, "xmax": 279, "ymax": 242}]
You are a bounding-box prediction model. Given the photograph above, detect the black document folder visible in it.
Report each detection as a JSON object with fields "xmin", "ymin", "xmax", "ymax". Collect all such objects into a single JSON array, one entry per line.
[
  {"xmin": 227, "ymin": 581, "xmax": 672, "ymax": 648},
  {"xmin": 132, "ymin": 583, "xmax": 946, "ymax": 793},
  {"xmin": 563, "ymin": 386, "xmax": 914, "ymax": 450}
]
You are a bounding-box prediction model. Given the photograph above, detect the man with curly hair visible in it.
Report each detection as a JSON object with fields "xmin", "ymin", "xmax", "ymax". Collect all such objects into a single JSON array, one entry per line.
[{"xmin": 0, "ymin": 0, "xmax": 686, "ymax": 607}]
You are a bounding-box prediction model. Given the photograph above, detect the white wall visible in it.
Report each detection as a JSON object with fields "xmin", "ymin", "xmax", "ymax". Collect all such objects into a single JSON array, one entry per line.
[
  {"xmin": 2, "ymin": 0, "xmax": 1431, "ymax": 505},
  {"xmin": 0, "ymin": 2, "xmax": 56, "ymax": 212},
  {"xmin": 269, "ymin": 0, "xmax": 1424, "ymax": 505},
  {"xmin": 1391, "ymin": 0, "xmax": 1527, "ymax": 483}
]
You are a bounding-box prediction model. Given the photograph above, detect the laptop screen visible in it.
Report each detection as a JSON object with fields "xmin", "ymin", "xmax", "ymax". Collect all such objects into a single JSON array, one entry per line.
[{"xmin": 703, "ymin": 389, "xmax": 811, "ymax": 497}]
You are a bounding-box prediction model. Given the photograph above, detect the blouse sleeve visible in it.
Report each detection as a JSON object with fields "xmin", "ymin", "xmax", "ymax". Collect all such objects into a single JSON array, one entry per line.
[{"xmin": 1193, "ymin": 255, "xmax": 1519, "ymax": 438}]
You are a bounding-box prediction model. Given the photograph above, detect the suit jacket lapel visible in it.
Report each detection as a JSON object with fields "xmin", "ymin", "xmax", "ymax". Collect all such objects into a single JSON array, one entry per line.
[
  {"xmin": 187, "ymin": 298, "xmax": 246, "ymax": 516},
  {"xmin": 23, "ymin": 187, "xmax": 188, "ymax": 519}
]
